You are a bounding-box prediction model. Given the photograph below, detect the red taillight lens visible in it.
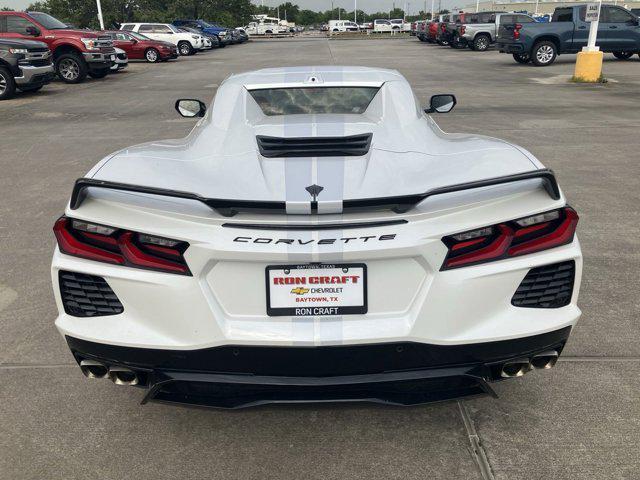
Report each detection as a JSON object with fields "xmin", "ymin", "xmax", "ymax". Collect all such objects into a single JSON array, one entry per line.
[
  {"xmin": 53, "ymin": 217, "xmax": 191, "ymax": 275},
  {"xmin": 441, "ymin": 207, "xmax": 578, "ymax": 270},
  {"xmin": 514, "ymin": 23, "xmax": 522, "ymax": 40},
  {"xmin": 460, "ymin": 25, "xmax": 466, "ymax": 35}
]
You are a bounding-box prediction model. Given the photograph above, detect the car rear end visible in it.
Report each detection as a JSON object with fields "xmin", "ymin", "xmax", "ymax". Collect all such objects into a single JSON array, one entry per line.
[
  {"xmin": 52, "ymin": 177, "xmax": 582, "ymax": 408},
  {"xmin": 496, "ymin": 13, "xmax": 536, "ymax": 54},
  {"xmin": 52, "ymin": 72, "xmax": 582, "ymax": 408}
]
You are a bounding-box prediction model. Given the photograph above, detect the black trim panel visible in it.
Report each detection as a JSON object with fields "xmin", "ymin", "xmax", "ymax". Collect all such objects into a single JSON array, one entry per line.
[
  {"xmin": 66, "ymin": 327, "xmax": 571, "ymax": 378},
  {"xmin": 222, "ymin": 219, "xmax": 408, "ymax": 230}
]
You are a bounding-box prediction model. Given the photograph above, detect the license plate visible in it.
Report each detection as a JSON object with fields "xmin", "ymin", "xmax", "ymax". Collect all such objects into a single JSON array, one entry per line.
[
  {"xmin": 110, "ymin": 55, "xmax": 115, "ymax": 61},
  {"xmin": 266, "ymin": 264, "xmax": 367, "ymax": 316}
]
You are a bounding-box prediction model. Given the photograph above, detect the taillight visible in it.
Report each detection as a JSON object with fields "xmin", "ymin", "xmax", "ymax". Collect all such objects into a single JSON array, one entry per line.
[
  {"xmin": 441, "ymin": 207, "xmax": 578, "ymax": 270},
  {"xmin": 514, "ymin": 23, "xmax": 522, "ymax": 40},
  {"xmin": 53, "ymin": 217, "xmax": 191, "ymax": 275},
  {"xmin": 459, "ymin": 25, "xmax": 466, "ymax": 35}
]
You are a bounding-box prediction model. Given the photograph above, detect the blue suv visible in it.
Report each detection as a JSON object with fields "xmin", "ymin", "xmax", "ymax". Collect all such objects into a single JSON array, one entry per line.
[{"xmin": 172, "ymin": 20, "xmax": 231, "ymax": 46}]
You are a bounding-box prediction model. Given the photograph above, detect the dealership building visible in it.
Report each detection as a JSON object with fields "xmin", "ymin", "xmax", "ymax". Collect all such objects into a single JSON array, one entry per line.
[{"xmin": 459, "ymin": 0, "xmax": 640, "ymax": 15}]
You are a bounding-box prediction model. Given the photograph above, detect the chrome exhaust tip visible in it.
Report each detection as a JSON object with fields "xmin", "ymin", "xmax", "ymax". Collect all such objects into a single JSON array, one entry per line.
[
  {"xmin": 80, "ymin": 360, "xmax": 109, "ymax": 379},
  {"xmin": 108, "ymin": 367, "xmax": 139, "ymax": 386},
  {"xmin": 531, "ymin": 350, "xmax": 559, "ymax": 370},
  {"xmin": 500, "ymin": 358, "xmax": 532, "ymax": 378}
]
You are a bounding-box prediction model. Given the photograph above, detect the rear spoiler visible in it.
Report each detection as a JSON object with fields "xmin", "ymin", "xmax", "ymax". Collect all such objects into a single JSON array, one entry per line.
[{"xmin": 69, "ymin": 169, "xmax": 560, "ymax": 217}]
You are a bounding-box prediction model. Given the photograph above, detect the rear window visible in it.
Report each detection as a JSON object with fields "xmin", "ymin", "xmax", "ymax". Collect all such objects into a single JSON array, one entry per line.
[
  {"xmin": 552, "ymin": 8, "xmax": 574, "ymax": 22},
  {"xmin": 249, "ymin": 87, "xmax": 380, "ymax": 116}
]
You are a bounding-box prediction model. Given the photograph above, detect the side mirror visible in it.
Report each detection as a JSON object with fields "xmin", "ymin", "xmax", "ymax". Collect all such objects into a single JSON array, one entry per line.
[
  {"xmin": 175, "ymin": 99, "xmax": 206, "ymax": 118},
  {"xmin": 424, "ymin": 94, "xmax": 456, "ymax": 114},
  {"xmin": 130, "ymin": 38, "xmax": 138, "ymax": 43},
  {"xmin": 26, "ymin": 26, "xmax": 40, "ymax": 36}
]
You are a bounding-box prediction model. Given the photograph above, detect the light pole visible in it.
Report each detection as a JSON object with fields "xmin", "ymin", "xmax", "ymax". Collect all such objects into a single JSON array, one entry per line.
[
  {"xmin": 354, "ymin": 0, "xmax": 357, "ymax": 23},
  {"xmin": 95, "ymin": 0, "xmax": 105, "ymax": 29},
  {"xmin": 430, "ymin": 0, "xmax": 435, "ymax": 19}
]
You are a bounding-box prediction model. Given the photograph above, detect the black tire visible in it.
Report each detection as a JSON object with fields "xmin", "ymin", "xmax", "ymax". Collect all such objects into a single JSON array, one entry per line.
[
  {"xmin": 18, "ymin": 84, "xmax": 43, "ymax": 93},
  {"xmin": 88, "ymin": 68, "xmax": 109, "ymax": 79},
  {"xmin": 178, "ymin": 41, "xmax": 193, "ymax": 56},
  {"xmin": 55, "ymin": 52, "xmax": 88, "ymax": 83},
  {"xmin": 145, "ymin": 48, "xmax": 160, "ymax": 63},
  {"xmin": 472, "ymin": 34, "xmax": 490, "ymax": 52},
  {"xmin": 438, "ymin": 39, "xmax": 449, "ymax": 46},
  {"xmin": 513, "ymin": 53, "xmax": 531, "ymax": 64},
  {"xmin": 265, "ymin": 30, "xmax": 273, "ymax": 34},
  {"xmin": 612, "ymin": 51, "xmax": 634, "ymax": 60},
  {"xmin": 0, "ymin": 66, "xmax": 16, "ymax": 100},
  {"xmin": 531, "ymin": 40, "xmax": 557, "ymax": 66}
]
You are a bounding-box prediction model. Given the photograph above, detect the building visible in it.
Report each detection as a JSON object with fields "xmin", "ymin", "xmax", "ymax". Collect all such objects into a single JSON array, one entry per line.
[{"xmin": 459, "ymin": 0, "xmax": 640, "ymax": 15}]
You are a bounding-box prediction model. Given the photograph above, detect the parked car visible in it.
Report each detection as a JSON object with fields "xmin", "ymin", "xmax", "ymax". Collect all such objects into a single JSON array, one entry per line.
[
  {"xmin": 235, "ymin": 28, "xmax": 249, "ymax": 42},
  {"xmin": 390, "ymin": 19, "xmax": 411, "ymax": 32},
  {"xmin": 328, "ymin": 20, "xmax": 359, "ymax": 32},
  {"xmin": 0, "ymin": 11, "xmax": 115, "ymax": 83},
  {"xmin": 415, "ymin": 20, "xmax": 427, "ymax": 40},
  {"xmin": 435, "ymin": 14, "xmax": 454, "ymax": 45},
  {"xmin": 426, "ymin": 15, "xmax": 445, "ymax": 43},
  {"xmin": 172, "ymin": 20, "xmax": 232, "ymax": 46},
  {"xmin": 0, "ymin": 37, "xmax": 54, "ymax": 100},
  {"xmin": 110, "ymin": 47, "xmax": 127, "ymax": 72},
  {"xmin": 373, "ymin": 19, "xmax": 399, "ymax": 32},
  {"xmin": 497, "ymin": 4, "xmax": 640, "ymax": 66},
  {"xmin": 178, "ymin": 26, "xmax": 219, "ymax": 48},
  {"xmin": 101, "ymin": 30, "xmax": 178, "ymax": 62},
  {"xmin": 53, "ymin": 66, "xmax": 582, "ymax": 409},
  {"xmin": 119, "ymin": 23, "xmax": 204, "ymax": 56},
  {"xmin": 456, "ymin": 12, "xmax": 535, "ymax": 51},
  {"xmin": 441, "ymin": 13, "xmax": 472, "ymax": 48}
]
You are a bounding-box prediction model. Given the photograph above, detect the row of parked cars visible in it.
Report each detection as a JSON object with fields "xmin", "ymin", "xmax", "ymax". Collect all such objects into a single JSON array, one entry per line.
[
  {"xmin": 414, "ymin": 5, "xmax": 640, "ymax": 66},
  {"xmin": 0, "ymin": 12, "xmax": 248, "ymax": 100}
]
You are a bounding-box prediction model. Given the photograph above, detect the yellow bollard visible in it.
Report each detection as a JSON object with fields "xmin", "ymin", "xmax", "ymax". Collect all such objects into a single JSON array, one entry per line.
[{"xmin": 573, "ymin": 50, "xmax": 604, "ymax": 82}]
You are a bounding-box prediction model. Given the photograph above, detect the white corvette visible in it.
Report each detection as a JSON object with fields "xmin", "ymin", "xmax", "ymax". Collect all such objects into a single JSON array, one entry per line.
[{"xmin": 52, "ymin": 67, "xmax": 582, "ymax": 408}]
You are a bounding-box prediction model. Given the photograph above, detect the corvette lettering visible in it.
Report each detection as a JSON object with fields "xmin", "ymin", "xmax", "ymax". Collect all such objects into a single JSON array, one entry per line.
[{"xmin": 234, "ymin": 234, "xmax": 396, "ymax": 244}]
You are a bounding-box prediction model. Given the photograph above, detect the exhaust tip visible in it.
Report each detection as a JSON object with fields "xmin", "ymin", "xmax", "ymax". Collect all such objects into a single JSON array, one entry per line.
[
  {"xmin": 500, "ymin": 358, "xmax": 531, "ymax": 378},
  {"xmin": 108, "ymin": 367, "xmax": 139, "ymax": 386},
  {"xmin": 531, "ymin": 350, "xmax": 559, "ymax": 370},
  {"xmin": 80, "ymin": 360, "xmax": 109, "ymax": 379}
]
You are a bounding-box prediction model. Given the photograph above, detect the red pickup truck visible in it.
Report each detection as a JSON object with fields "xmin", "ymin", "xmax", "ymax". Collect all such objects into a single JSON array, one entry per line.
[{"xmin": 0, "ymin": 11, "xmax": 115, "ymax": 83}]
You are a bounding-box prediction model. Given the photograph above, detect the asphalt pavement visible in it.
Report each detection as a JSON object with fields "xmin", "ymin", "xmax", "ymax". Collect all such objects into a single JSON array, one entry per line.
[{"xmin": 1, "ymin": 37, "xmax": 639, "ymax": 480}]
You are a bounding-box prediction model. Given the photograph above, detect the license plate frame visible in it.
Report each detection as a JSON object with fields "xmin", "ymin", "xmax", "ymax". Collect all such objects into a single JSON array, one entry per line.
[{"xmin": 265, "ymin": 263, "xmax": 367, "ymax": 317}]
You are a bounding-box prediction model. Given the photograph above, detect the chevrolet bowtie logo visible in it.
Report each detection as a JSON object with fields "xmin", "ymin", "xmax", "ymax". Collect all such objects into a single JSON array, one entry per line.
[
  {"xmin": 305, "ymin": 184, "xmax": 324, "ymax": 201},
  {"xmin": 290, "ymin": 287, "xmax": 310, "ymax": 295}
]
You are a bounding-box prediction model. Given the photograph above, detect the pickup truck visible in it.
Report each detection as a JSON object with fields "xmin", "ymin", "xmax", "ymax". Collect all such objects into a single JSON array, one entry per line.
[
  {"xmin": 497, "ymin": 4, "xmax": 640, "ymax": 66},
  {"xmin": 455, "ymin": 12, "xmax": 536, "ymax": 51},
  {"xmin": 0, "ymin": 38, "xmax": 54, "ymax": 100},
  {"xmin": 0, "ymin": 11, "xmax": 115, "ymax": 83}
]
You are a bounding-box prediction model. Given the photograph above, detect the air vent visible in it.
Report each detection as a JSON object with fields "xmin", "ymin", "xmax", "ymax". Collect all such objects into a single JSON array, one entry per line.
[
  {"xmin": 511, "ymin": 261, "xmax": 575, "ymax": 308},
  {"xmin": 59, "ymin": 271, "xmax": 123, "ymax": 317},
  {"xmin": 256, "ymin": 133, "xmax": 372, "ymax": 158}
]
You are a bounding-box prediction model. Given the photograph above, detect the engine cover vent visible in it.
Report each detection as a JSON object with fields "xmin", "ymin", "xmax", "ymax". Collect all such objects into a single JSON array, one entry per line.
[{"xmin": 256, "ymin": 133, "xmax": 372, "ymax": 158}]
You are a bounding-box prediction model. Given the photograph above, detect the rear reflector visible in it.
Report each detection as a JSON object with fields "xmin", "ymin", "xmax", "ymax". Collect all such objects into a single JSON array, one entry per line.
[
  {"xmin": 54, "ymin": 217, "xmax": 191, "ymax": 275},
  {"xmin": 441, "ymin": 207, "xmax": 578, "ymax": 270}
]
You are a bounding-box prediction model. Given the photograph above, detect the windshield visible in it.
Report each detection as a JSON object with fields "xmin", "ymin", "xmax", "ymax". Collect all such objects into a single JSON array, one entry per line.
[
  {"xmin": 27, "ymin": 12, "xmax": 68, "ymax": 29},
  {"xmin": 249, "ymin": 87, "xmax": 380, "ymax": 116},
  {"xmin": 168, "ymin": 25, "xmax": 181, "ymax": 33},
  {"xmin": 128, "ymin": 31, "xmax": 151, "ymax": 41}
]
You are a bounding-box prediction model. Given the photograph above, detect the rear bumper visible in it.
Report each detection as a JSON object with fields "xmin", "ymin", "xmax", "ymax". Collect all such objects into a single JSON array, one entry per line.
[
  {"xmin": 498, "ymin": 42, "xmax": 525, "ymax": 53},
  {"xmin": 66, "ymin": 326, "xmax": 571, "ymax": 408}
]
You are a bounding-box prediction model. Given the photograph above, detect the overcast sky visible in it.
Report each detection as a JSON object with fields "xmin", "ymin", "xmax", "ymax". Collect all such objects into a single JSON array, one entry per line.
[{"xmin": 0, "ymin": 0, "xmax": 465, "ymax": 15}]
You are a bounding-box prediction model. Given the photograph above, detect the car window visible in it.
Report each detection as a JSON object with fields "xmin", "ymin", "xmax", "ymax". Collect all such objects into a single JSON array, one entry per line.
[
  {"xmin": 553, "ymin": 8, "xmax": 574, "ymax": 22},
  {"xmin": 121, "ymin": 24, "xmax": 134, "ymax": 31},
  {"xmin": 5, "ymin": 15, "xmax": 36, "ymax": 34},
  {"xmin": 155, "ymin": 25, "xmax": 174, "ymax": 33},
  {"xmin": 138, "ymin": 25, "xmax": 153, "ymax": 32},
  {"xmin": 249, "ymin": 87, "xmax": 380, "ymax": 116},
  {"xmin": 517, "ymin": 15, "xmax": 535, "ymax": 23},
  {"xmin": 116, "ymin": 33, "xmax": 129, "ymax": 41},
  {"xmin": 500, "ymin": 15, "xmax": 515, "ymax": 24},
  {"xmin": 603, "ymin": 6, "xmax": 634, "ymax": 23}
]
